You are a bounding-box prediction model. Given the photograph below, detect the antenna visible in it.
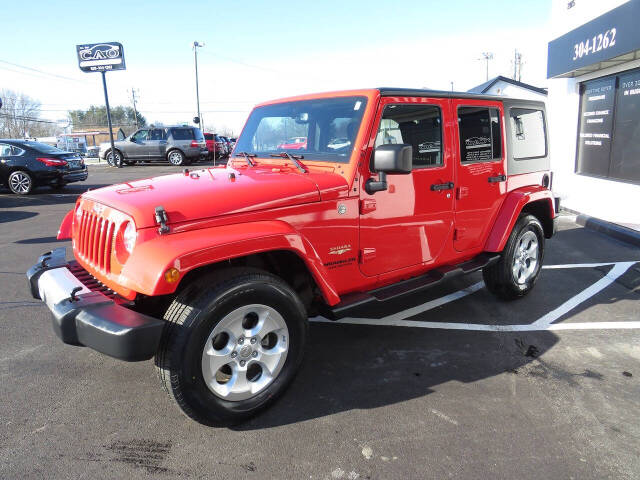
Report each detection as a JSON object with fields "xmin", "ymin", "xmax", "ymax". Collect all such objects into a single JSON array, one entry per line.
[{"xmin": 480, "ymin": 52, "xmax": 494, "ymax": 81}]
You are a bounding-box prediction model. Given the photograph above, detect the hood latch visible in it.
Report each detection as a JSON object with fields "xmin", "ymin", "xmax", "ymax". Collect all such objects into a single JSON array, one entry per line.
[{"xmin": 155, "ymin": 205, "xmax": 170, "ymax": 234}]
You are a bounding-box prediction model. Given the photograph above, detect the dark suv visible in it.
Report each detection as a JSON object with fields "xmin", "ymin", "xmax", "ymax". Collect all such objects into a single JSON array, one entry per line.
[{"xmin": 99, "ymin": 126, "xmax": 207, "ymax": 166}]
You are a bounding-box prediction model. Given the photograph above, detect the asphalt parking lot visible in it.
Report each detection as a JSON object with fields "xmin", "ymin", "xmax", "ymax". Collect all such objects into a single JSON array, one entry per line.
[{"xmin": 1, "ymin": 164, "xmax": 639, "ymax": 479}]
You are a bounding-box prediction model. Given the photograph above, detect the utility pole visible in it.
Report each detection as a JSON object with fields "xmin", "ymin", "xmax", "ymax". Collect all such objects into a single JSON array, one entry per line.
[
  {"xmin": 130, "ymin": 87, "xmax": 140, "ymax": 129},
  {"xmin": 513, "ymin": 50, "xmax": 523, "ymax": 82},
  {"xmin": 193, "ymin": 41, "xmax": 204, "ymax": 129},
  {"xmin": 481, "ymin": 52, "xmax": 494, "ymax": 81}
]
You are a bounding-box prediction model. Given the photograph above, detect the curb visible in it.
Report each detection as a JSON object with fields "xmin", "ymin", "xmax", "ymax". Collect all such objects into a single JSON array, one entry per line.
[{"xmin": 569, "ymin": 211, "xmax": 640, "ymax": 248}]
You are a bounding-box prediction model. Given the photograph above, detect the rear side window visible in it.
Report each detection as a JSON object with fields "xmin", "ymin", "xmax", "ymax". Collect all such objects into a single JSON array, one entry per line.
[
  {"xmin": 458, "ymin": 107, "xmax": 502, "ymax": 163},
  {"xmin": 509, "ymin": 108, "xmax": 547, "ymax": 159},
  {"xmin": 375, "ymin": 104, "xmax": 443, "ymax": 168},
  {"xmin": 0, "ymin": 144, "xmax": 11, "ymax": 156},
  {"xmin": 148, "ymin": 128, "xmax": 167, "ymax": 140},
  {"xmin": 170, "ymin": 128, "xmax": 195, "ymax": 140}
]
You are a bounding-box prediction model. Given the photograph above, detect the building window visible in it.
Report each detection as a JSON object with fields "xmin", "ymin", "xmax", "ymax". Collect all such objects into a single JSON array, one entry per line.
[
  {"xmin": 375, "ymin": 104, "xmax": 443, "ymax": 168},
  {"xmin": 576, "ymin": 68, "xmax": 640, "ymax": 184},
  {"xmin": 458, "ymin": 107, "xmax": 502, "ymax": 163},
  {"xmin": 509, "ymin": 108, "xmax": 547, "ymax": 159}
]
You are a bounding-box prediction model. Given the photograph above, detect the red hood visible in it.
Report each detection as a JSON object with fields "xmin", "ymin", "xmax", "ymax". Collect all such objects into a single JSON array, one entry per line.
[{"xmin": 81, "ymin": 166, "xmax": 349, "ymax": 228}]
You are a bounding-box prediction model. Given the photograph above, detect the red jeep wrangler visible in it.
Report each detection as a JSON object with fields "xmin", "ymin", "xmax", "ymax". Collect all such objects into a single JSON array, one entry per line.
[{"xmin": 27, "ymin": 89, "xmax": 557, "ymax": 425}]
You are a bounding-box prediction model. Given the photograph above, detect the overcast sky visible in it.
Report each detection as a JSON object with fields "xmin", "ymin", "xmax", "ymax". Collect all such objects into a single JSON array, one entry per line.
[{"xmin": 0, "ymin": 0, "xmax": 552, "ymax": 135}]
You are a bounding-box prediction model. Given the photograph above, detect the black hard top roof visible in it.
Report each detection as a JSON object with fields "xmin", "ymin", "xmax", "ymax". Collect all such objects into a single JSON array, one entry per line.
[{"xmin": 377, "ymin": 87, "xmax": 543, "ymax": 105}]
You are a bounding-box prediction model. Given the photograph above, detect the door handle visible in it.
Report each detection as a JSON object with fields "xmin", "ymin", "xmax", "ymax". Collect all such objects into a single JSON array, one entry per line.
[
  {"xmin": 430, "ymin": 182, "xmax": 454, "ymax": 191},
  {"xmin": 488, "ymin": 174, "xmax": 506, "ymax": 183}
]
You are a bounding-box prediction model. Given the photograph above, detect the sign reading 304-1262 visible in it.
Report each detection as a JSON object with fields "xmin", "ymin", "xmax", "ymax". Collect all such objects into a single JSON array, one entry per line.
[{"xmin": 76, "ymin": 42, "xmax": 126, "ymax": 73}]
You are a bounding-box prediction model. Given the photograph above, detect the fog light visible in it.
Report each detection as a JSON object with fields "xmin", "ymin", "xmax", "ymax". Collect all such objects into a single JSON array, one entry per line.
[{"xmin": 165, "ymin": 267, "xmax": 180, "ymax": 283}]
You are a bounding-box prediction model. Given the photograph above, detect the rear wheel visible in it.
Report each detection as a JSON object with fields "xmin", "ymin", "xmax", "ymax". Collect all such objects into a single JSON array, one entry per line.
[
  {"xmin": 483, "ymin": 214, "xmax": 545, "ymax": 300},
  {"xmin": 8, "ymin": 170, "xmax": 33, "ymax": 195},
  {"xmin": 155, "ymin": 268, "xmax": 308, "ymax": 426},
  {"xmin": 167, "ymin": 149, "xmax": 185, "ymax": 166}
]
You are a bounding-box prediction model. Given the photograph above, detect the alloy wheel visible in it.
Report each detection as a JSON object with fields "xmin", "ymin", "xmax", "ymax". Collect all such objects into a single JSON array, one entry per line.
[
  {"xmin": 512, "ymin": 230, "xmax": 539, "ymax": 284},
  {"xmin": 201, "ymin": 304, "xmax": 289, "ymax": 401},
  {"xmin": 9, "ymin": 172, "xmax": 32, "ymax": 194}
]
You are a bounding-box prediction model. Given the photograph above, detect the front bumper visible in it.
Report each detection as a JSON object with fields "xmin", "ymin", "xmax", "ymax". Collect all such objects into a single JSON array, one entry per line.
[{"xmin": 27, "ymin": 248, "xmax": 164, "ymax": 362}]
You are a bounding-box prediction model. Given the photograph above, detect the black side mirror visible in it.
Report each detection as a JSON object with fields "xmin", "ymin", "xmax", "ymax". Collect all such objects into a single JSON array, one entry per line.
[{"xmin": 365, "ymin": 144, "xmax": 412, "ymax": 194}]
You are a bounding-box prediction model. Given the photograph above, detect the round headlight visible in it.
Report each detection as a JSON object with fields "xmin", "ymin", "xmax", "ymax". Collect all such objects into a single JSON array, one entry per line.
[{"xmin": 123, "ymin": 221, "xmax": 136, "ymax": 253}]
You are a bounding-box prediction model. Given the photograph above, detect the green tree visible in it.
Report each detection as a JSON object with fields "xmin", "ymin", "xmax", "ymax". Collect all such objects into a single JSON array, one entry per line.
[{"xmin": 68, "ymin": 105, "xmax": 146, "ymax": 130}]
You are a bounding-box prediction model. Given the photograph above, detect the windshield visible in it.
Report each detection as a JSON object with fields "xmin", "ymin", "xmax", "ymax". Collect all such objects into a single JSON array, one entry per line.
[
  {"xmin": 27, "ymin": 142, "xmax": 68, "ymax": 154},
  {"xmin": 234, "ymin": 96, "xmax": 367, "ymax": 163}
]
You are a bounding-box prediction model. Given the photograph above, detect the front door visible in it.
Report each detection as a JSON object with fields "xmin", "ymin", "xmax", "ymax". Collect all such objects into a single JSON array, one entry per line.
[
  {"xmin": 359, "ymin": 97, "xmax": 455, "ymax": 277},
  {"xmin": 124, "ymin": 129, "xmax": 150, "ymax": 159},
  {"xmin": 452, "ymin": 99, "xmax": 507, "ymax": 252}
]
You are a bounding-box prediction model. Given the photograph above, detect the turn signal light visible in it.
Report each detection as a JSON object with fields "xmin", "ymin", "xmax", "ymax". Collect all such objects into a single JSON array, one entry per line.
[
  {"xmin": 37, "ymin": 157, "xmax": 67, "ymax": 167},
  {"xmin": 165, "ymin": 267, "xmax": 180, "ymax": 283}
]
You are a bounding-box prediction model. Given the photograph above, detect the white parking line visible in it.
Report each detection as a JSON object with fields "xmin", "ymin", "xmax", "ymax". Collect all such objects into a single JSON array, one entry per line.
[{"xmin": 310, "ymin": 261, "xmax": 639, "ymax": 332}]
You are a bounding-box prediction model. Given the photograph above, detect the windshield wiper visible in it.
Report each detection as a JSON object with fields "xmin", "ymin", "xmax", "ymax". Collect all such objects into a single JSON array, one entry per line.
[
  {"xmin": 235, "ymin": 151, "xmax": 256, "ymax": 167},
  {"xmin": 270, "ymin": 152, "xmax": 308, "ymax": 173}
]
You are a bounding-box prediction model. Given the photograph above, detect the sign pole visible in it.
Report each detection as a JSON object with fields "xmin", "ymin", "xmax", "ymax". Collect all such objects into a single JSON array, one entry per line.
[
  {"xmin": 101, "ymin": 71, "xmax": 119, "ymax": 168},
  {"xmin": 76, "ymin": 42, "xmax": 126, "ymax": 167}
]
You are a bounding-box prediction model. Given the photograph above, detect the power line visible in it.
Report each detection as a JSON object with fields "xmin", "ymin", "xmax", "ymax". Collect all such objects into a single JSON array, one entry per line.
[
  {"xmin": 0, "ymin": 59, "xmax": 87, "ymax": 83},
  {"xmin": 0, "ymin": 113, "xmax": 57, "ymax": 124}
]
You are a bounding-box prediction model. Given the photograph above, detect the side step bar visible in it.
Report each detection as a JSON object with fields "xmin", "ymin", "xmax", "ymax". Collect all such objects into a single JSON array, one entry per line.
[{"xmin": 325, "ymin": 253, "xmax": 500, "ymax": 320}]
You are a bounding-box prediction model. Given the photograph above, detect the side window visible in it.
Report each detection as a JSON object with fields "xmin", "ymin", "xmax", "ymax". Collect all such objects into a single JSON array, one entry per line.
[
  {"xmin": 149, "ymin": 129, "xmax": 166, "ymax": 140},
  {"xmin": 458, "ymin": 107, "xmax": 502, "ymax": 163},
  {"xmin": 11, "ymin": 146, "xmax": 25, "ymax": 155},
  {"xmin": 170, "ymin": 128, "xmax": 196, "ymax": 140},
  {"xmin": 509, "ymin": 108, "xmax": 546, "ymax": 159},
  {"xmin": 375, "ymin": 104, "xmax": 443, "ymax": 168},
  {"xmin": 0, "ymin": 144, "xmax": 12, "ymax": 156},
  {"xmin": 132, "ymin": 130, "xmax": 149, "ymax": 142}
]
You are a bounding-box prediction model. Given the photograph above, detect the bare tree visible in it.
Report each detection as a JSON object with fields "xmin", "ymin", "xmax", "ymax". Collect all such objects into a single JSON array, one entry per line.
[{"xmin": 0, "ymin": 89, "xmax": 56, "ymax": 138}]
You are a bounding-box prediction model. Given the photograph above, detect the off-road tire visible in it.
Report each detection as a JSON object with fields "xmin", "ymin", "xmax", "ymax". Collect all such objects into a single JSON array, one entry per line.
[
  {"xmin": 8, "ymin": 170, "xmax": 33, "ymax": 195},
  {"xmin": 154, "ymin": 267, "xmax": 308, "ymax": 426},
  {"xmin": 483, "ymin": 214, "xmax": 545, "ymax": 300}
]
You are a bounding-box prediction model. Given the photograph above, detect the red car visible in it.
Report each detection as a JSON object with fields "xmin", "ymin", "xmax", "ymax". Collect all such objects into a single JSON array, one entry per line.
[
  {"xmin": 28, "ymin": 88, "xmax": 556, "ymax": 426},
  {"xmin": 277, "ymin": 136, "xmax": 307, "ymax": 150},
  {"xmin": 203, "ymin": 133, "xmax": 227, "ymax": 160}
]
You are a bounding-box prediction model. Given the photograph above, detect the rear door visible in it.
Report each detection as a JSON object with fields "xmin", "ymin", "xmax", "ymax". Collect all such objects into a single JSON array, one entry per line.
[
  {"xmin": 452, "ymin": 99, "xmax": 507, "ymax": 252},
  {"xmin": 359, "ymin": 97, "xmax": 455, "ymax": 276},
  {"xmin": 146, "ymin": 128, "xmax": 168, "ymax": 159}
]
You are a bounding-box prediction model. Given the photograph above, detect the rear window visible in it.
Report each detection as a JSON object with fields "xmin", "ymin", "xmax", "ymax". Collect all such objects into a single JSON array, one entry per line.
[
  {"xmin": 170, "ymin": 128, "xmax": 195, "ymax": 140},
  {"xmin": 509, "ymin": 108, "xmax": 547, "ymax": 159},
  {"xmin": 204, "ymin": 133, "xmax": 214, "ymax": 140},
  {"xmin": 193, "ymin": 129, "xmax": 204, "ymax": 141},
  {"xmin": 27, "ymin": 142, "xmax": 67, "ymax": 154}
]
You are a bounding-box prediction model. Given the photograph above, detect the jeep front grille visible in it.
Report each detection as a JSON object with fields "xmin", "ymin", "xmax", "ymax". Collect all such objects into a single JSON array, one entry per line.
[{"xmin": 76, "ymin": 210, "xmax": 115, "ymax": 273}]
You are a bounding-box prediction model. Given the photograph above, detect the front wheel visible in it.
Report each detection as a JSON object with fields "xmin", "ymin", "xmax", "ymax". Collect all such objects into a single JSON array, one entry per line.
[
  {"xmin": 483, "ymin": 214, "xmax": 545, "ymax": 300},
  {"xmin": 155, "ymin": 268, "xmax": 308, "ymax": 426},
  {"xmin": 106, "ymin": 149, "xmax": 122, "ymax": 167}
]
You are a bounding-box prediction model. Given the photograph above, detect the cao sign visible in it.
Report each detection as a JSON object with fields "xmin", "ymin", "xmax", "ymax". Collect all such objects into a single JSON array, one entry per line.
[{"xmin": 76, "ymin": 42, "xmax": 126, "ymax": 73}]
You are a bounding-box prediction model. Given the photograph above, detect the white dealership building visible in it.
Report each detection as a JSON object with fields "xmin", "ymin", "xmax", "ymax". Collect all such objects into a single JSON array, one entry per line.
[{"xmin": 547, "ymin": 0, "xmax": 640, "ymax": 229}]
